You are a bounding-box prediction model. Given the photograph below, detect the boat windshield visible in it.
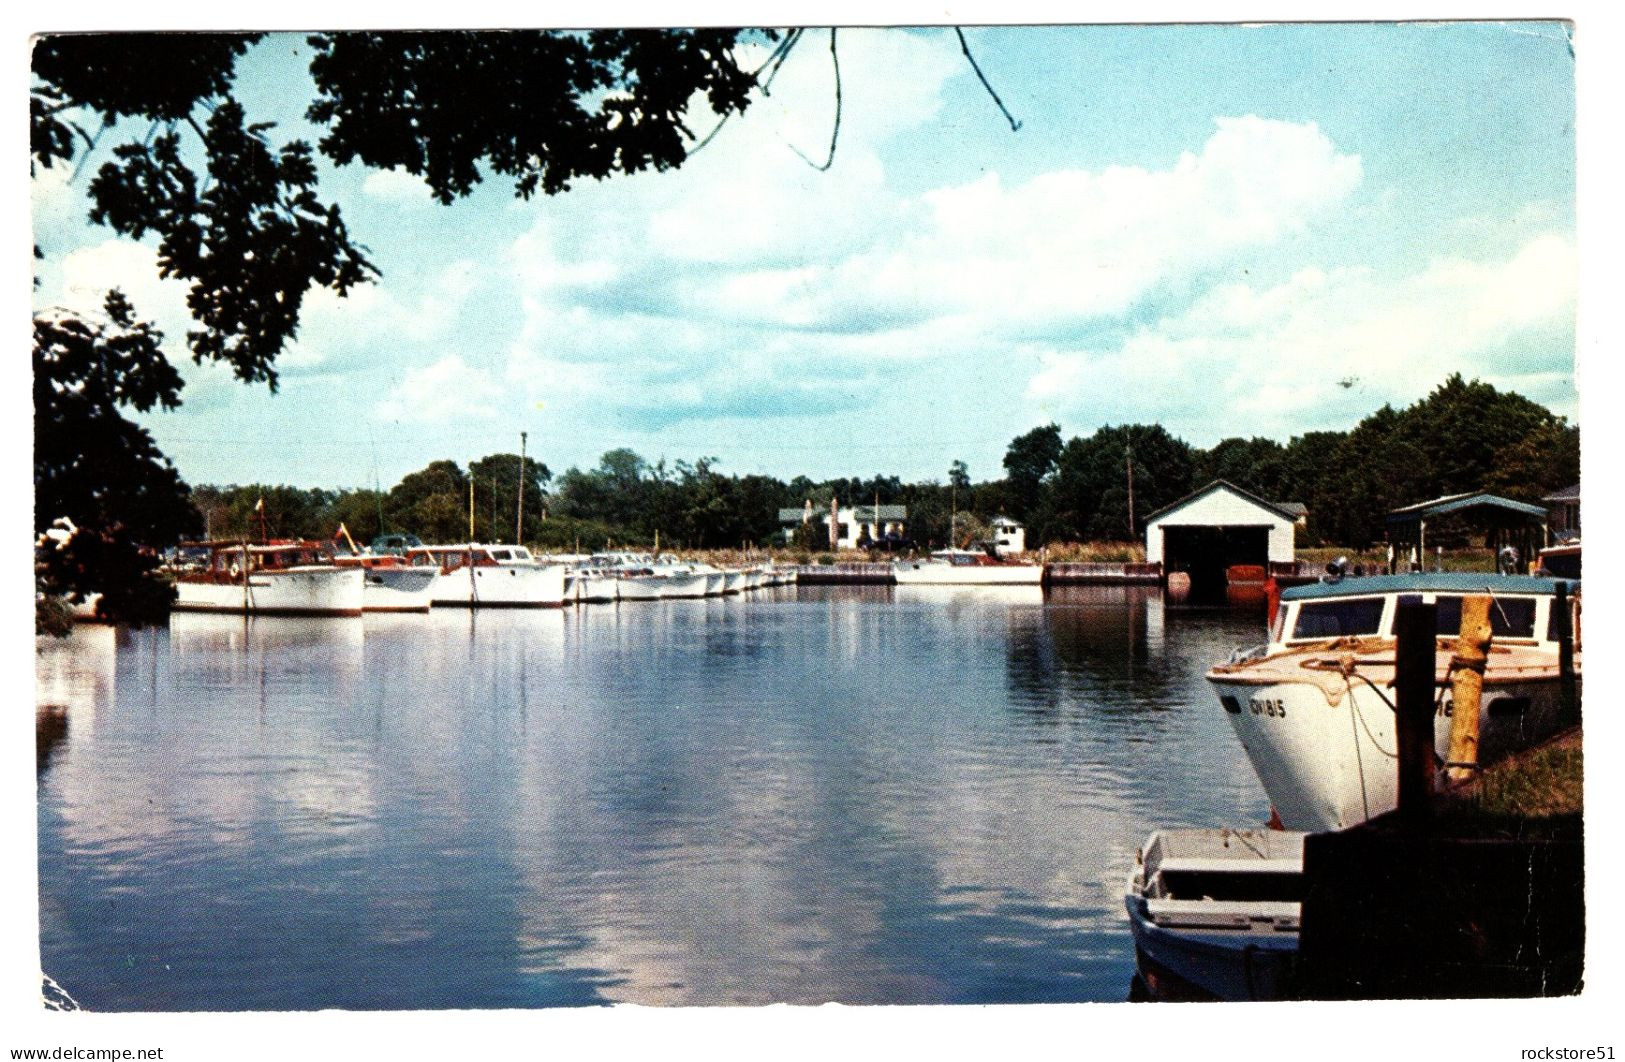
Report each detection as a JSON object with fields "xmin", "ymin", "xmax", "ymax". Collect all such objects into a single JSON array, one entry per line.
[{"xmin": 1290, "ymin": 597, "xmax": 1385, "ymax": 640}]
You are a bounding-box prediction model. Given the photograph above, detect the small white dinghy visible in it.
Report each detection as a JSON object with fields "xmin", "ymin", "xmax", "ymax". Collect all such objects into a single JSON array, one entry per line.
[{"xmin": 1124, "ymin": 828, "xmax": 1305, "ymax": 1001}]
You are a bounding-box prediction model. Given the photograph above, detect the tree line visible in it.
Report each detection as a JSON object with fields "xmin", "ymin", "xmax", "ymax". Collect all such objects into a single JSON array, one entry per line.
[{"xmin": 189, "ymin": 375, "xmax": 1577, "ymax": 556}]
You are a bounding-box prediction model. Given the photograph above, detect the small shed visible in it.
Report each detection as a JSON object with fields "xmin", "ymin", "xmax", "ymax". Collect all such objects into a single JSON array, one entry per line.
[
  {"xmin": 1145, "ymin": 481, "xmax": 1300, "ymax": 597},
  {"xmin": 1385, "ymin": 492, "xmax": 1548, "ymax": 571},
  {"xmin": 989, "ymin": 516, "xmax": 1026, "ymax": 557},
  {"xmin": 1543, "ymin": 483, "xmax": 1580, "ymax": 540}
]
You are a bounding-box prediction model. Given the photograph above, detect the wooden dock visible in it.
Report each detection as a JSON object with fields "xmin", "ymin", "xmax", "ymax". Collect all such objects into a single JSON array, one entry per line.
[
  {"xmin": 1043, "ymin": 562, "xmax": 1162, "ymax": 585},
  {"xmin": 787, "ymin": 561, "xmax": 1166, "ymax": 585}
]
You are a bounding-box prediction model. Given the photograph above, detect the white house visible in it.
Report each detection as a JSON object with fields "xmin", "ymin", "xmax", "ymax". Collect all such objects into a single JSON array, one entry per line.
[
  {"xmin": 989, "ymin": 516, "xmax": 1026, "ymax": 557},
  {"xmin": 779, "ymin": 503, "xmax": 908, "ymax": 548}
]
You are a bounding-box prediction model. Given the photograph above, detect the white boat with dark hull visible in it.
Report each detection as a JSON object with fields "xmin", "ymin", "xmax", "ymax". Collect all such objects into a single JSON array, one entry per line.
[
  {"xmin": 405, "ymin": 544, "xmax": 567, "ymax": 607},
  {"xmin": 1207, "ymin": 572, "xmax": 1580, "ymax": 833},
  {"xmin": 893, "ymin": 548, "xmax": 1043, "ymax": 586},
  {"xmin": 335, "ymin": 557, "xmax": 440, "ymax": 613},
  {"xmin": 172, "ymin": 541, "xmax": 364, "ymax": 616},
  {"xmin": 1125, "ymin": 828, "xmax": 1305, "ymax": 1001}
]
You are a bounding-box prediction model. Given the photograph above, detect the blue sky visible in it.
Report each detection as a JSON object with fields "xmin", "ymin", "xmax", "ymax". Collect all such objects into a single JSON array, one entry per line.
[{"xmin": 31, "ymin": 22, "xmax": 1579, "ymax": 491}]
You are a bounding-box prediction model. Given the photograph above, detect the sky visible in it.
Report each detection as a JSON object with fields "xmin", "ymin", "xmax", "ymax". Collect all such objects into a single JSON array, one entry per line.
[{"xmin": 28, "ymin": 21, "xmax": 1580, "ymax": 493}]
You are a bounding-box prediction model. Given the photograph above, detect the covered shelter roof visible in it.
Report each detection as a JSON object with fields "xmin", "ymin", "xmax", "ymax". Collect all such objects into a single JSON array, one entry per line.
[
  {"xmin": 1384, "ymin": 491, "xmax": 1548, "ymax": 570},
  {"xmin": 1543, "ymin": 483, "xmax": 1581, "ymax": 503},
  {"xmin": 1385, "ymin": 491, "xmax": 1547, "ymax": 525}
]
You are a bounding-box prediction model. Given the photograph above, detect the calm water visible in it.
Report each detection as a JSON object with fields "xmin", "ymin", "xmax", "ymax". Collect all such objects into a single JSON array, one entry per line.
[{"xmin": 36, "ymin": 585, "xmax": 1269, "ymax": 1010}]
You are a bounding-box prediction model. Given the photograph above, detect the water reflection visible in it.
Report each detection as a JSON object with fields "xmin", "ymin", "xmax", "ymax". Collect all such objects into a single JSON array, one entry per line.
[{"xmin": 38, "ymin": 587, "xmax": 1272, "ymax": 1009}]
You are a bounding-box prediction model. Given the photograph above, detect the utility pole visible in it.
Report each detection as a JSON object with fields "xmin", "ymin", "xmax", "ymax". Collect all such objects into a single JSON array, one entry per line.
[
  {"xmin": 1126, "ymin": 439, "xmax": 1136, "ymax": 538},
  {"xmin": 517, "ymin": 431, "xmax": 528, "ymax": 546}
]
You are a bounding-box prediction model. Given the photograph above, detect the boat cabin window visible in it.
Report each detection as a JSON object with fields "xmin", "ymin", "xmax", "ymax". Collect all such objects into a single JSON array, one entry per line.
[
  {"xmin": 488, "ymin": 549, "xmax": 512, "ymax": 561},
  {"xmin": 1290, "ymin": 597, "xmax": 1385, "ymax": 640},
  {"xmin": 1547, "ymin": 597, "xmax": 1579, "ymax": 646},
  {"xmin": 1395, "ymin": 594, "xmax": 1538, "ymax": 640}
]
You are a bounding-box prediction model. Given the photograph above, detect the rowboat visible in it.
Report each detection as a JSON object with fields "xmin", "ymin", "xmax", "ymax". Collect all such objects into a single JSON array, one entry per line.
[{"xmin": 1125, "ymin": 828, "xmax": 1304, "ymax": 1001}]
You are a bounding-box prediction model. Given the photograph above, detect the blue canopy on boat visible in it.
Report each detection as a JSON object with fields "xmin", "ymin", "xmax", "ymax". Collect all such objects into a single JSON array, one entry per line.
[{"xmin": 1282, "ymin": 572, "xmax": 1577, "ymax": 601}]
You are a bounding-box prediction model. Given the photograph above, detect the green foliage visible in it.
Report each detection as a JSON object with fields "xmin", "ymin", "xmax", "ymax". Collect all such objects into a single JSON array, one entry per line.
[
  {"xmin": 34, "ymin": 295, "xmax": 200, "ymax": 620},
  {"xmin": 306, "ymin": 30, "xmax": 763, "ymax": 201},
  {"xmin": 1002, "ymin": 423, "xmax": 1061, "ymax": 521},
  {"xmin": 35, "ymin": 596, "xmax": 76, "ymax": 638},
  {"xmin": 1043, "ymin": 424, "xmax": 1194, "ymax": 542},
  {"xmin": 467, "ymin": 452, "xmax": 551, "ymax": 544}
]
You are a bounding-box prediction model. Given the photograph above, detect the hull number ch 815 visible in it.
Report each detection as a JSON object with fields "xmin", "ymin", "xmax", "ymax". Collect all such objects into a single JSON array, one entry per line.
[{"xmin": 1249, "ymin": 697, "xmax": 1286, "ymax": 718}]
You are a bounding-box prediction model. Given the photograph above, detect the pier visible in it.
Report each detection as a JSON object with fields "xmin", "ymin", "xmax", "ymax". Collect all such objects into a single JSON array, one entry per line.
[{"xmin": 787, "ymin": 561, "xmax": 1166, "ymax": 585}]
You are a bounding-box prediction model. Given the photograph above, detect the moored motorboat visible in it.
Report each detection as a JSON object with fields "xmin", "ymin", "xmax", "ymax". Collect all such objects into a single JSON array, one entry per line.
[
  {"xmin": 405, "ymin": 544, "xmax": 567, "ymax": 607},
  {"xmin": 172, "ymin": 541, "xmax": 364, "ymax": 616},
  {"xmin": 333, "ymin": 554, "xmax": 440, "ymax": 612},
  {"xmin": 1207, "ymin": 572, "xmax": 1580, "ymax": 832},
  {"xmin": 893, "ymin": 548, "xmax": 1043, "ymax": 586},
  {"xmin": 1125, "ymin": 828, "xmax": 1304, "ymax": 1001},
  {"xmin": 569, "ymin": 564, "xmax": 623, "ymax": 603}
]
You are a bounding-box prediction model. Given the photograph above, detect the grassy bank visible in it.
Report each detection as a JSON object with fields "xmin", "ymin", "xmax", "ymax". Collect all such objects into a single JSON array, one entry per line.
[{"xmin": 1434, "ymin": 728, "xmax": 1583, "ymax": 840}]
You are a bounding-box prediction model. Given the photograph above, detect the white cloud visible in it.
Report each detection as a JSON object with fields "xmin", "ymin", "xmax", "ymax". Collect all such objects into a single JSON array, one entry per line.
[
  {"xmin": 497, "ymin": 111, "xmax": 1367, "ymax": 432},
  {"xmin": 1026, "ymin": 233, "xmax": 1577, "ymax": 437},
  {"xmin": 374, "ymin": 355, "xmax": 503, "ymax": 423},
  {"xmin": 361, "ymin": 167, "xmax": 435, "ymax": 206},
  {"xmin": 282, "ymin": 260, "xmax": 479, "ymax": 371}
]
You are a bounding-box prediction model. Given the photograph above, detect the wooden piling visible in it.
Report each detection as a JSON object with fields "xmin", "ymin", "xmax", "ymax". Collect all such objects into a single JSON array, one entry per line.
[
  {"xmin": 1555, "ymin": 582, "xmax": 1578, "ymax": 725},
  {"xmin": 1394, "ymin": 600, "xmax": 1438, "ymax": 823},
  {"xmin": 1446, "ymin": 595, "xmax": 1492, "ymax": 783}
]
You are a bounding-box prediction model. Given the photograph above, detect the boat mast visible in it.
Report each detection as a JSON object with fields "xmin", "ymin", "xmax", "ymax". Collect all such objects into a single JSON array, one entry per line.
[{"xmin": 517, "ymin": 431, "xmax": 527, "ymax": 546}]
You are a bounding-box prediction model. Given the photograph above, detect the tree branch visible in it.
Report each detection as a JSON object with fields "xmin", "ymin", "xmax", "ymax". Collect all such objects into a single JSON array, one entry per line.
[
  {"xmin": 955, "ymin": 27, "xmax": 1021, "ymax": 132},
  {"xmin": 786, "ymin": 28, "xmax": 840, "ymax": 172}
]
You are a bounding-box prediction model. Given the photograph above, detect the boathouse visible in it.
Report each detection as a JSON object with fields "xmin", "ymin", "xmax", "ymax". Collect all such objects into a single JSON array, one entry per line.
[{"xmin": 1144, "ymin": 481, "xmax": 1301, "ymax": 598}]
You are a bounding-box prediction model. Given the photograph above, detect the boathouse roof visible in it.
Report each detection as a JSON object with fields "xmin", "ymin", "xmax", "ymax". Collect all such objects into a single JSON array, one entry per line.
[{"xmin": 1143, "ymin": 480, "xmax": 1301, "ymax": 525}]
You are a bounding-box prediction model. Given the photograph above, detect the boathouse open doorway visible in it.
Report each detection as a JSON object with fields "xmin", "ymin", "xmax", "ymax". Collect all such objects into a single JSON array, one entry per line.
[{"xmin": 1161, "ymin": 525, "xmax": 1270, "ymax": 601}]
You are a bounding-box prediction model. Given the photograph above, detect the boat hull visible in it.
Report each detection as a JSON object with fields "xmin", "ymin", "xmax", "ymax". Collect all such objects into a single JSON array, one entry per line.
[
  {"xmin": 893, "ymin": 562, "xmax": 1043, "ymax": 585},
  {"xmin": 360, "ymin": 567, "xmax": 439, "ymax": 612},
  {"xmin": 572, "ymin": 573, "xmax": 621, "ymax": 603},
  {"xmin": 430, "ymin": 564, "xmax": 567, "ymax": 607},
  {"xmin": 660, "ymin": 572, "xmax": 712, "ymax": 599},
  {"xmin": 174, "ymin": 567, "xmax": 364, "ymax": 616},
  {"xmin": 1124, "ymin": 828, "xmax": 1303, "ymax": 1002},
  {"xmin": 1126, "ymin": 901, "xmax": 1299, "ymax": 1002},
  {"xmin": 1210, "ymin": 660, "xmax": 1577, "ymax": 832}
]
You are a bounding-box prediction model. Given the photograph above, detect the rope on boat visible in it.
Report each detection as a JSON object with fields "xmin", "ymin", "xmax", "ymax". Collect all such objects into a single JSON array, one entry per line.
[{"xmin": 1347, "ymin": 676, "xmax": 1373, "ymax": 823}]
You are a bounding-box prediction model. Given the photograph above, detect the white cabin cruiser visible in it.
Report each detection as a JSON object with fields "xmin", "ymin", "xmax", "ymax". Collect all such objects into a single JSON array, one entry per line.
[
  {"xmin": 893, "ymin": 548, "xmax": 1043, "ymax": 586},
  {"xmin": 172, "ymin": 541, "xmax": 364, "ymax": 616},
  {"xmin": 405, "ymin": 544, "xmax": 567, "ymax": 607},
  {"xmin": 1207, "ymin": 572, "xmax": 1580, "ymax": 832}
]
